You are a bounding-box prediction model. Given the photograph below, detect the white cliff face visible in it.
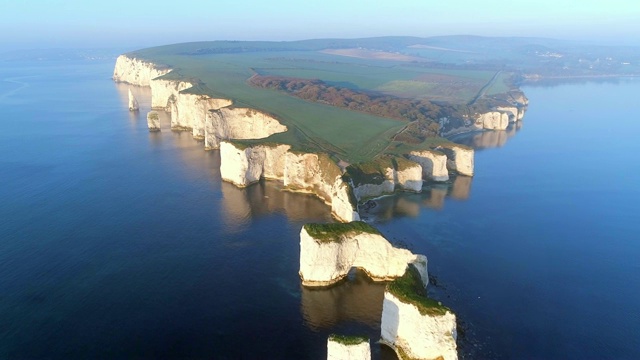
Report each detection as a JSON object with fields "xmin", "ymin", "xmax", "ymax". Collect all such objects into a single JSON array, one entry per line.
[
  {"xmin": 299, "ymin": 225, "xmax": 427, "ymax": 287},
  {"xmin": 150, "ymin": 79, "xmax": 193, "ymax": 110},
  {"xmin": 170, "ymin": 93, "xmax": 232, "ymax": 137},
  {"xmin": 408, "ymin": 150, "xmax": 449, "ymax": 182},
  {"xmin": 351, "ymin": 159, "xmax": 423, "ymax": 201},
  {"xmin": 495, "ymin": 106, "xmax": 520, "ymax": 123},
  {"xmin": 113, "ymin": 55, "xmax": 170, "ymax": 86},
  {"xmin": 206, "ymin": 108, "xmax": 287, "ymax": 149},
  {"xmin": 395, "ymin": 162, "xmax": 424, "ymax": 192},
  {"xmin": 219, "ymin": 141, "xmax": 359, "ymax": 222},
  {"xmin": 476, "ymin": 111, "xmax": 509, "ymax": 130},
  {"xmin": 147, "ymin": 111, "xmax": 160, "ymax": 131},
  {"xmin": 381, "ymin": 292, "xmax": 457, "ymax": 360},
  {"xmin": 437, "ymin": 145, "xmax": 474, "ymax": 177},
  {"xmin": 128, "ymin": 89, "xmax": 139, "ymax": 111},
  {"xmin": 327, "ymin": 337, "xmax": 371, "ymax": 360}
]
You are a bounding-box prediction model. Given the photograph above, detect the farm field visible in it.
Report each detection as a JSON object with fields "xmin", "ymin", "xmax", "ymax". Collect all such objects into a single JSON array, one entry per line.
[{"xmin": 128, "ymin": 36, "xmax": 640, "ymax": 162}]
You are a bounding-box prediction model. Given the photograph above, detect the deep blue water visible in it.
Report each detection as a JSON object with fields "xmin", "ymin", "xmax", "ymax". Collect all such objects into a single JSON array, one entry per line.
[{"xmin": 1, "ymin": 59, "xmax": 639, "ymax": 359}]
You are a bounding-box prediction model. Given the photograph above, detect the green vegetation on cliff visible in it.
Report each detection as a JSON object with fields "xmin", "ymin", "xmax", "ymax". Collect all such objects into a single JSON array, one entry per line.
[
  {"xmin": 328, "ymin": 334, "xmax": 369, "ymax": 345},
  {"xmin": 304, "ymin": 221, "xmax": 381, "ymax": 242},
  {"xmin": 388, "ymin": 265, "xmax": 451, "ymax": 316}
]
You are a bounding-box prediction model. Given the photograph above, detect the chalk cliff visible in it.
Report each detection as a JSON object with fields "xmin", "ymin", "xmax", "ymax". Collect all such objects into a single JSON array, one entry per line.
[
  {"xmin": 206, "ymin": 108, "xmax": 287, "ymax": 149},
  {"xmin": 407, "ymin": 150, "xmax": 449, "ymax": 182},
  {"xmin": 299, "ymin": 222, "xmax": 427, "ymax": 287},
  {"xmin": 327, "ymin": 335, "xmax": 371, "ymax": 360},
  {"xmin": 436, "ymin": 145, "xmax": 474, "ymax": 177},
  {"xmin": 476, "ymin": 111, "xmax": 509, "ymax": 130},
  {"xmin": 128, "ymin": 89, "xmax": 139, "ymax": 111},
  {"xmin": 381, "ymin": 268, "xmax": 457, "ymax": 360},
  {"xmin": 113, "ymin": 55, "xmax": 170, "ymax": 86},
  {"xmin": 347, "ymin": 157, "xmax": 423, "ymax": 201},
  {"xmin": 220, "ymin": 141, "xmax": 359, "ymax": 222}
]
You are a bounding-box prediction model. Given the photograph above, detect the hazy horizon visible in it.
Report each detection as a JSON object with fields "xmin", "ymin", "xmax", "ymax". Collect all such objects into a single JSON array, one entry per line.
[{"xmin": 2, "ymin": 0, "xmax": 639, "ymax": 51}]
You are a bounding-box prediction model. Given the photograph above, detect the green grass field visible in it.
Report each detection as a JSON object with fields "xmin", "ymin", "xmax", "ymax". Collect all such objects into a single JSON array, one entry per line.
[{"xmin": 128, "ymin": 39, "xmax": 516, "ymax": 162}]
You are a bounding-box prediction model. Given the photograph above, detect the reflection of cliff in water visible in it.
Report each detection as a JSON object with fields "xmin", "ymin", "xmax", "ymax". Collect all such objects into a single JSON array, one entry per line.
[
  {"xmin": 450, "ymin": 122, "xmax": 522, "ymax": 150},
  {"xmin": 361, "ymin": 176, "xmax": 472, "ymax": 222},
  {"xmin": 221, "ymin": 180, "xmax": 333, "ymax": 233},
  {"xmin": 301, "ymin": 269, "xmax": 386, "ymax": 330}
]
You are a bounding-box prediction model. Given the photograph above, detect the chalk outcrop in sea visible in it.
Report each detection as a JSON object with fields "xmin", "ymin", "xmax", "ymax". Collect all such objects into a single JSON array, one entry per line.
[
  {"xmin": 114, "ymin": 52, "xmax": 461, "ymax": 359},
  {"xmin": 346, "ymin": 157, "xmax": 423, "ymax": 201},
  {"xmin": 299, "ymin": 222, "xmax": 427, "ymax": 287},
  {"xmin": 381, "ymin": 267, "xmax": 458, "ymax": 360},
  {"xmin": 327, "ymin": 335, "xmax": 371, "ymax": 360},
  {"xmin": 128, "ymin": 89, "xmax": 139, "ymax": 111},
  {"xmin": 220, "ymin": 142, "xmax": 359, "ymax": 222},
  {"xmin": 407, "ymin": 150, "xmax": 449, "ymax": 182},
  {"xmin": 147, "ymin": 111, "xmax": 160, "ymax": 131}
]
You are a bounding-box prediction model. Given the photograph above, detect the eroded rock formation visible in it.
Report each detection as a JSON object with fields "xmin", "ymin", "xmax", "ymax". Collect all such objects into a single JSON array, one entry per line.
[
  {"xmin": 128, "ymin": 89, "xmax": 139, "ymax": 111},
  {"xmin": 408, "ymin": 150, "xmax": 449, "ymax": 182},
  {"xmin": 437, "ymin": 145, "xmax": 474, "ymax": 177},
  {"xmin": 147, "ymin": 111, "xmax": 160, "ymax": 131},
  {"xmin": 381, "ymin": 268, "xmax": 458, "ymax": 360},
  {"xmin": 299, "ymin": 222, "xmax": 427, "ymax": 287},
  {"xmin": 113, "ymin": 55, "xmax": 170, "ymax": 86},
  {"xmin": 220, "ymin": 141, "xmax": 359, "ymax": 222},
  {"xmin": 346, "ymin": 157, "xmax": 423, "ymax": 201}
]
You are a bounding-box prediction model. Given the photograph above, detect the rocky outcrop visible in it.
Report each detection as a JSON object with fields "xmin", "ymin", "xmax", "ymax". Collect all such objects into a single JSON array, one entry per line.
[
  {"xmin": 113, "ymin": 55, "xmax": 170, "ymax": 86},
  {"xmin": 381, "ymin": 268, "xmax": 457, "ymax": 360},
  {"xmin": 169, "ymin": 92, "xmax": 232, "ymax": 137},
  {"xmin": 436, "ymin": 145, "xmax": 474, "ymax": 177},
  {"xmin": 206, "ymin": 108, "xmax": 287, "ymax": 149},
  {"xmin": 299, "ymin": 222, "xmax": 427, "ymax": 287},
  {"xmin": 476, "ymin": 111, "xmax": 509, "ymax": 130},
  {"xmin": 327, "ymin": 335, "xmax": 371, "ymax": 360},
  {"xmin": 150, "ymin": 79, "xmax": 193, "ymax": 110},
  {"xmin": 407, "ymin": 150, "xmax": 449, "ymax": 182},
  {"xmin": 220, "ymin": 141, "xmax": 359, "ymax": 222},
  {"xmin": 147, "ymin": 111, "xmax": 160, "ymax": 131},
  {"xmin": 347, "ymin": 157, "xmax": 423, "ymax": 201},
  {"xmin": 128, "ymin": 89, "xmax": 139, "ymax": 111}
]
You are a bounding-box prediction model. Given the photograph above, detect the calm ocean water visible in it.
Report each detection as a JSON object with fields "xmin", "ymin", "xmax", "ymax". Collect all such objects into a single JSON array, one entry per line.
[{"xmin": 1, "ymin": 59, "xmax": 638, "ymax": 359}]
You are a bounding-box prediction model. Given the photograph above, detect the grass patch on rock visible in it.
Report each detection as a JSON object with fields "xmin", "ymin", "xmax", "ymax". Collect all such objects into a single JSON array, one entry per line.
[
  {"xmin": 304, "ymin": 221, "xmax": 380, "ymax": 242},
  {"xmin": 329, "ymin": 334, "xmax": 369, "ymax": 346},
  {"xmin": 387, "ymin": 265, "xmax": 451, "ymax": 316}
]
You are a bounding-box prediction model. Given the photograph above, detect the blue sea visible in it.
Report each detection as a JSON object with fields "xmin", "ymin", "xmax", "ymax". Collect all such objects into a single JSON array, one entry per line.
[{"xmin": 1, "ymin": 58, "xmax": 638, "ymax": 359}]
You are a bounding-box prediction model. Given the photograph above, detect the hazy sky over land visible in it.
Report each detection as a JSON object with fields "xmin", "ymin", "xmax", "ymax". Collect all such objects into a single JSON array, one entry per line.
[{"xmin": 1, "ymin": 0, "xmax": 639, "ymax": 50}]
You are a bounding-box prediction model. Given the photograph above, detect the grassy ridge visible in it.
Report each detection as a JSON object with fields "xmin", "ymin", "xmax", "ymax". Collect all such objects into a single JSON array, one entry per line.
[{"xmin": 126, "ymin": 38, "xmax": 522, "ymax": 162}]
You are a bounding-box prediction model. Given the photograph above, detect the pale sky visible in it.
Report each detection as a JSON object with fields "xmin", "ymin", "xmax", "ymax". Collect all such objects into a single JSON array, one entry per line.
[{"xmin": 1, "ymin": 0, "xmax": 639, "ymax": 50}]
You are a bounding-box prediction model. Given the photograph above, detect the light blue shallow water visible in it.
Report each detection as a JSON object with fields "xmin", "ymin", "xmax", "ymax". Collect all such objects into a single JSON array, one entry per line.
[{"xmin": 0, "ymin": 59, "xmax": 638, "ymax": 359}]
